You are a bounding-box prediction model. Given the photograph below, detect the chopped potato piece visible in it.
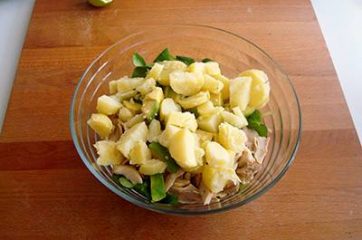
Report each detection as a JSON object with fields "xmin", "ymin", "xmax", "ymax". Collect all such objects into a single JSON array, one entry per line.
[
  {"xmin": 160, "ymin": 98, "xmax": 181, "ymax": 122},
  {"xmin": 230, "ymin": 76, "xmax": 252, "ymax": 111},
  {"xmin": 205, "ymin": 141, "xmax": 234, "ymax": 168},
  {"xmin": 139, "ymin": 159, "xmax": 167, "ymax": 175},
  {"xmin": 202, "ymin": 74, "xmax": 224, "ymax": 94},
  {"xmin": 129, "ymin": 141, "xmax": 151, "ymax": 165},
  {"xmin": 158, "ymin": 125, "xmax": 181, "ymax": 147},
  {"xmin": 109, "ymin": 80, "xmax": 118, "ymax": 94},
  {"xmin": 87, "ymin": 113, "xmax": 114, "ymax": 138},
  {"xmin": 221, "ymin": 111, "xmax": 248, "ymax": 128},
  {"xmin": 147, "ymin": 119, "xmax": 162, "ymax": 142},
  {"xmin": 117, "ymin": 77, "xmax": 145, "ymax": 93},
  {"xmin": 145, "ymin": 87, "xmax": 164, "ymax": 103},
  {"xmin": 204, "ymin": 62, "xmax": 221, "ymax": 76},
  {"xmin": 158, "ymin": 60, "xmax": 187, "ymax": 86},
  {"xmin": 116, "ymin": 122, "xmax": 148, "ymax": 157},
  {"xmin": 124, "ymin": 114, "xmax": 144, "ymax": 128},
  {"xmin": 214, "ymin": 74, "xmax": 230, "ymax": 100},
  {"xmin": 118, "ymin": 106, "xmax": 134, "ymax": 122},
  {"xmin": 147, "ymin": 63, "xmax": 164, "ymax": 80},
  {"xmin": 218, "ymin": 122, "xmax": 247, "ymax": 153},
  {"xmin": 187, "ymin": 62, "xmax": 205, "ymax": 73},
  {"xmin": 176, "ymin": 91, "xmax": 210, "ymax": 109},
  {"xmin": 202, "ymin": 165, "xmax": 239, "ymax": 193},
  {"xmin": 196, "ymin": 129, "xmax": 214, "ymax": 144},
  {"xmin": 169, "ymin": 71, "xmax": 204, "ymax": 96},
  {"xmin": 112, "ymin": 90, "xmax": 137, "ymax": 102},
  {"xmin": 167, "ymin": 112, "xmax": 198, "ymax": 132},
  {"xmin": 122, "ymin": 99, "xmax": 142, "ymax": 113},
  {"xmin": 96, "ymin": 95, "xmax": 122, "ymax": 115},
  {"xmin": 240, "ymin": 69, "xmax": 270, "ymax": 109},
  {"xmin": 210, "ymin": 92, "xmax": 223, "ymax": 106},
  {"xmin": 94, "ymin": 140, "xmax": 122, "ymax": 166},
  {"xmin": 197, "ymin": 112, "xmax": 222, "ymax": 133},
  {"xmin": 169, "ymin": 129, "xmax": 204, "ymax": 171},
  {"xmin": 197, "ymin": 101, "xmax": 215, "ymax": 116}
]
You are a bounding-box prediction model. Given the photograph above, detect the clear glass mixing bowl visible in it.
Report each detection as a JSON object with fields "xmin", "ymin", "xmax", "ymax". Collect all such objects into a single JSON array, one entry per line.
[{"xmin": 70, "ymin": 25, "xmax": 301, "ymax": 215}]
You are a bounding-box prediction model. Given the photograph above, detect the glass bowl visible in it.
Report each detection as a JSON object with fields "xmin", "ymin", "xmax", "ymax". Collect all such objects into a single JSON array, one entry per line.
[{"xmin": 70, "ymin": 25, "xmax": 301, "ymax": 215}]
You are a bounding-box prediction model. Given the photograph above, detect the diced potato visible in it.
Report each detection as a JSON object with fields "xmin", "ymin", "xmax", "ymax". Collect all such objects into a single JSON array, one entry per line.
[
  {"xmin": 94, "ymin": 140, "xmax": 123, "ymax": 166},
  {"xmin": 221, "ymin": 111, "xmax": 248, "ymax": 128},
  {"xmin": 176, "ymin": 91, "xmax": 210, "ymax": 109},
  {"xmin": 87, "ymin": 113, "xmax": 114, "ymax": 138},
  {"xmin": 118, "ymin": 107, "xmax": 134, "ymax": 122},
  {"xmin": 167, "ymin": 112, "xmax": 198, "ymax": 132},
  {"xmin": 139, "ymin": 159, "xmax": 167, "ymax": 175},
  {"xmin": 169, "ymin": 71, "xmax": 204, "ymax": 96},
  {"xmin": 187, "ymin": 62, "xmax": 205, "ymax": 73},
  {"xmin": 243, "ymin": 106, "xmax": 255, "ymax": 117},
  {"xmin": 210, "ymin": 92, "xmax": 223, "ymax": 106},
  {"xmin": 229, "ymin": 76, "xmax": 252, "ymax": 111},
  {"xmin": 197, "ymin": 112, "xmax": 222, "ymax": 133},
  {"xmin": 204, "ymin": 141, "xmax": 234, "ymax": 168},
  {"xmin": 112, "ymin": 90, "xmax": 137, "ymax": 102},
  {"xmin": 124, "ymin": 114, "xmax": 144, "ymax": 128},
  {"xmin": 117, "ymin": 77, "xmax": 145, "ymax": 93},
  {"xmin": 144, "ymin": 87, "xmax": 164, "ymax": 103},
  {"xmin": 214, "ymin": 74, "xmax": 230, "ymax": 100},
  {"xmin": 204, "ymin": 62, "xmax": 221, "ymax": 76},
  {"xmin": 240, "ymin": 69, "xmax": 270, "ymax": 109},
  {"xmin": 96, "ymin": 95, "xmax": 122, "ymax": 115},
  {"xmin": 147, "ymin": 119, "xmax": 162, "ymax": 142},
  {"xmin": 109, "ymin": 80, "xmax": 118, "ymax": 94},
  {"xmin": 158, "ymin": 125, "xmax": 181, "ymax": 147},
  {"xmin": 147, "ymin": 63, "xmax": 164, "ymax": 80},
  {"xmin": 169, "ymin": 129, "xmax": 204, "ymax": 171},
  {"xmin": 136, "ymin": 78, "xmax": 156, "ymax": 95},
  {"xmin": 196, "ymin": 129, "xmax": 214, "ymax": 144},
  {"xmin": 160, "ymin": 98, "xmax": 181, "ymax": 122},
  {"xmin": 158, "ymin": 60, "xmax": 187, "ymax": 86},
  {"xmin": 129, "ymin": 141, "xmax": 151, "ymax": 165},
  {"xmin": 202, "ymin": 165, "xmax": 240, "ymax": 193},
  {"xmin": 197, "ymin": 101, "xmax": 215, "ymax": 116},
  {"xmin": 218, "ymin": 122, "xmax": 247, "ymax": 153},
  {"xmin": 202, "ymin": 74, "xmax": 224, "ymax": 94},
  {"xmin": 116, "ymin": 122, "xmax": 148, "ymax": 157},
  {"xmin": 122, "ymin": 99, "xmax": 142, "ymax": 113}
]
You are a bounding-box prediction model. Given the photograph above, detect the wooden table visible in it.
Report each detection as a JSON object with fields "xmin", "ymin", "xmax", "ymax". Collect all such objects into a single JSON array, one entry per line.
[{"xmin": 1, "ymin": 0, "xmax": 361, "ymax": 239}]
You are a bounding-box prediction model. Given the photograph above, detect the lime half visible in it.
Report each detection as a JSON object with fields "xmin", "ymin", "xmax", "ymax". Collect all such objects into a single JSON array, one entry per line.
[{"xmin": 88, "ymin": 0, "xmax": 112, "ymax": 7}]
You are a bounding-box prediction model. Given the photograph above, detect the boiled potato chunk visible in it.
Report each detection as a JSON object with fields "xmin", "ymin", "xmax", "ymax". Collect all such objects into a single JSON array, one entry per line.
[
  {"xmin": 94, "ymin": 140, "xmax": 122, "ymax": 166},
  {"xmin": 158, "ymin": 60, "xmax": 187, "ymax": 86},
  {"xmin": 187, "ymin": 62, "xmax": 205, "ymax": 73},
  {"xmin": 218, "ymin": 122, "xmax": 247, "ymax": 153},
  {"xmin": 116, "ymin": 122, "xmax": 148, "ymax": 157},
  {"xmin": 136, "ymin": 78, "xmax": 156, "ymax": 95},
  {"xmin": 197, "ymin": 101, "xmax": 215, "ymax": 116},
  {"xmin": 147, "ymin": 63, "xmax": 164, "ymax": 80},
  {"xmin": 87, "ymin": 113, "xmax": 114, "ymax": 138},
  {"xmin": 196, "ymin": 129, "xmax": 214, "ymax": 144},
  {"xmin": 96, "ymin": 95, "xmax": 122, "ymax": 115},
  {"xmin": 221, "ymin": 111, "xmax": 248, "ymax": 128},
  {"xmin": 229, "ymin": 76, "xmax": 252, "ymax": 111},
  {"xmin": 139, "ymin": 159, "xmax": 167, "ymax": 175},
  {"xmin": 197, "ymin": 112, "xmax": 222, "ymax": 133},
  {"xmin": 167, "ymin": 112, "xmax": 197, "ymax": 132},
  {"xmin": 129, "ymin": 141, "xmax": 151, "ymax": 165},
  {"xmin": 214, "ymin": 74, "xmax": 230, "ymax": 100},
  {"xmin": 210, "ymin": 92, "xmax": 223, "ymax": 106},
  {"xmin": 202, "ymin": 74, "xmax": 224, "ymax": 94},
  {"xmin": 160, "ymin": 98, "xmax": 181, "ymax": 121},
  {"xmin": 176, "ymin": 91, "xmax": 210, "ymax": 109},
  {"xmin": 112, "ymin": 90, "xmax": 137, "ymax": 102},
  {"xmin": 169, "ymin": 71, "xmax": 204, "ymax": 96},
  {"xmin": 117, "ymin": 77, "xmax": 145, "ymax": 93},
  {"xmin": 145, "ymin": 87, "xmax": 164, "ymax": 103},
  {"xmin": 169, "ymin": 129, "xmax": 204, "ymax": 171},
  {"xmin": 204, "ymin": 62, "xmax": 221, "ymax": 76},
  {"xmin": 202, "ymin": 165, "xmax": 240, "ymax": 193},
  {"xmin": 124, "ymin": 114, "xmax": 144, "ymax": 128},
  {"xmin": 147, "ymin": 119, "xmax": 162, "ymax": 142},
  {"xmin": 205, "ymin": 141, "xmax": 234, "ymax": 168},
  {"xmin": 158, "ymin": 125, "xmax": 181, "ymax": 147},
  {"xmin": 122, "ymin": 99, "xmax": 142, "ymax": 113},
  {"xmin": 108, "ymin": 80, "xmax": 118, "ymax": 94},
  {"xmin": 240, "ymin": 69, "xmax": 270, "ymax": 109}
]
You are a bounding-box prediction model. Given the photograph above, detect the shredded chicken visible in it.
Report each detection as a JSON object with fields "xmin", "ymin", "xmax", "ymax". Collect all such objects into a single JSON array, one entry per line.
[
  {"xmin": 164, "ymin": 169, "xmax": 184, "ymax": 192},
  {"xmin": 169, "ymin": 178, "xmax": 202, "ymax": 204},
  {"xmin": 199, "ymin": 183, "xmax": 215, "ymax": 205},
  {"xmin": 254, "ymin": 136, "xmax": 270, "ymax": 164}
]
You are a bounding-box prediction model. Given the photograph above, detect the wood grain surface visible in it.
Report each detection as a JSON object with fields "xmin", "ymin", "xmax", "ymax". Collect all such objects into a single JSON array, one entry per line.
[{"xmin": 1, "ymin": 0, "xmax": 361, "ymax": 239}]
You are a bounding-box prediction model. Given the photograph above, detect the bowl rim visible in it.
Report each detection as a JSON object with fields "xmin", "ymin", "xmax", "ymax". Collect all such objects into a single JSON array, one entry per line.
[{"xmin": 70, "ymin": 24, "xmax": 302, "ymax": 216}]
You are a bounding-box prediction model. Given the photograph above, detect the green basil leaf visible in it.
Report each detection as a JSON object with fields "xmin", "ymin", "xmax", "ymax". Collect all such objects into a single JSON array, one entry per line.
[
  {"xmin": 201, "ymin": 58, "xmax": 213, "ymax": 63},
  {"xmin": 132, "ymin": 66, "xmax": 149, "ymax": 78},
  {"xmin": 247, "ymin": 110, "xmax": 262, "ymax": 123},
  {"xmin": 132, "ymin": 52, "xmax": 147, "ymax": 67},
  {"xmin": 255, "ymin": 124, "xmax": 268, "ymax": 137},
  {"xmin": 176, "ymin": 55, "xmax": 195, "ymax": 65},
  {"xmin": 153, "ymin": 48, "xmax": 175, "ymax": 62}
]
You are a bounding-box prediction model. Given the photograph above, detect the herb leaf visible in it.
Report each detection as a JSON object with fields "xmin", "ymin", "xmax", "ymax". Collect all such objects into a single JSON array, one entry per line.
[
  {"xmin": 132, "ymin": 66, "xmax": 149, "ymax": 78},
  {"xmin": 132, "ymin": 52, "xmax": 147, "ymax": 67},
  {"xmin": 176, "ymin": 55, "xmax": 195, "ymax": 65},
  {"xmin": 134, "ymin": 179, "xmax": 151, "ymax": 200},
  {"xmin": 247, "ymin": 110, "xmax": 268, "ymax": 137},
  {"xmin": 201, "ymin": 58, "xmax": 213, "ymax": 63},
  {"xmin": 153, "ymin": 48, "xmax": 175, "ymax": 62},
  {"xmin": 119, "ymin": 176, "xmax": 135, "ymax": 188}
]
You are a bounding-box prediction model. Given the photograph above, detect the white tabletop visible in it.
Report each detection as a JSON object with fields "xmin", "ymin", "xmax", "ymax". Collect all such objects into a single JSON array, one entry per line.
[{"xmin": 0, "ymin": 0, "xmax": 361, "ymax": 144}]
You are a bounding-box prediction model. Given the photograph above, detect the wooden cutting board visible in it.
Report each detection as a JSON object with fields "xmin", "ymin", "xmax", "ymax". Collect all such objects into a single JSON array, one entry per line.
[{"xmin": 1, "ymin": 0, "xmax": 361, "ymax": 239}]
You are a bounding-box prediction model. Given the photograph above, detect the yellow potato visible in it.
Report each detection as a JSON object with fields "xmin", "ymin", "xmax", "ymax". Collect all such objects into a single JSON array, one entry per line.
[
  {"xmin": 167, "ymin": 111, "xmax": 198, "ymax": 132},
  {"xmin": 197, "ymin": 112, "xmax": 222, "ymax": 133},
  {"xmin": 202, "ymin": 165, "xmax": 240, "ymax": 193},
  {"xmin": 176, "ymin": 91, "xmax": 210, "ymax": 109},
  {"xmin": 136, "ymin": 78, "xmax": 156, "ymax": 95},
  {"xmin": 117, "ymin": 77, "xmax": 145, "ymax": 93},
  {"xmin": 218, "ymin": 122, "xmax": 247, "ymax": 153},
  {"xmin": 116, "ymin": 122, "xmax": 148, "ymax": 157},
  {"xmin": 169, "ymin": 71, "xmax": 204, "ymax": 96},
  {"xmin": 96, "ymin": 95, "xmax": 122, "ymax": 115},
  {"xmin": 87, "ymin": 113, "xmax": 114, "ymax": 138},
  {"xmin": 160, "ymin": 98, "xmax": 181, "ymax": 122},
  {"xmin": 139, "ymin": 159, "xmax": 167, "ymax": 175},
  {"xmin": 204, "ymin": 141, "xmax": 234, "ymax": 168},
  {"xmin": 146, "ymin": 63, "xmax": 164, "ymax": 80},
  {"xmin": 229, "ymin": 76, "xmax": 252, "ymax": 111},
  {"xmin": 118, "ymin": 106, "xmax": 134, "ymax": 122},
  {"xmin": 147, "ymin": 119, "xmax": 162, "ymax": 142},
  {"xmin": 214, "ymin": 74, "xmax": 230, "ymax": 100},
  {"xmin": 221, "ymin": 111, "xmax": 248, "ymax": 128},
  {"xmin": 197, "ymin": 101, "xmax": 215, "ymax": 116},
  {"xmin": 240, "ymin": 69, "xmax": 270, "ymax": 109},
  {"xmin": 204, "ymin": 62, "xmax": 221, "ymax": 76},
  {"xmin": 158, "ymin": 125, "xmax": 181, "ymax": 147},
  {"xmin": 157, "ymin": 60, "xmax": 187, "ymax": 86},
  {"xmin": 94, "ymin": 140, "xmax": 123, "ymax": 166},
  {"xmin": 202, "ymin": 74, "xmax": 224, "ymax": 94},
  {"xmin": 129, "ymin": 141, "xmax": 151, "ymax": 165}
]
